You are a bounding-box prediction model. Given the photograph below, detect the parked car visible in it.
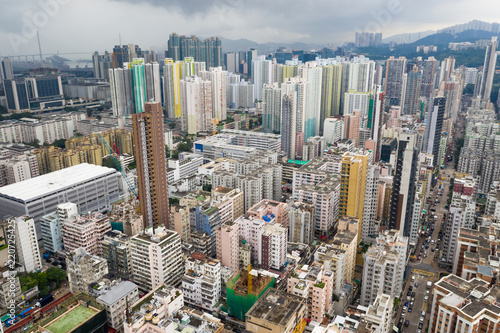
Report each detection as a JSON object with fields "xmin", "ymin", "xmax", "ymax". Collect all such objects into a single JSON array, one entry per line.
[{"xmin": 404, "ymin": 320, "xmax": 409, "ymax": 327}]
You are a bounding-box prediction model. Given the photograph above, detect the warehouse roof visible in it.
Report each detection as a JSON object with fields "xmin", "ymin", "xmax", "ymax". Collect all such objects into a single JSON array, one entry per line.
[{"xmin": 0, "ymin": 163, "xmax": 117, "ymax": 202}]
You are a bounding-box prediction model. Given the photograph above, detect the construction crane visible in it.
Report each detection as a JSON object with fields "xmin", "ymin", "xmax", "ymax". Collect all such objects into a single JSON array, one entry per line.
[{"xmin": 98, "ymin": 133, "xmax": 138, "ymax": 199}]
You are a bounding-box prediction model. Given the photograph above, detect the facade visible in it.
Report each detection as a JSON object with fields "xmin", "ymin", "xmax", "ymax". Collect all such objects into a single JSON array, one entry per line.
[
  {"xmin": 0, "ymin": 163, "xmax": 119, "ymax": 239},
  {"xmin": 182, "ymin": 253, "xmax": 221, "ymax": 311},
  {"xmin": 361, "ymin": 230, "xmax": 408, "ymax": 306},
  {"xmin": 10, "ymin": 216, "xmax": 42, "ymax": 273},
  {"xmin": 66, "ymin": 248, "xmax": 108, "ymax": 294},
  {"xmin": 430, "ymin": 275, "xmax": 500, "ymax": 333},
  {"xmin": 133, "ymin": 102, "xmax": 170, "ymax": 229},
  {"xmin": 402, "ymin": 65, "xmax": 422, "ymax": 115},
  {"xmin": 389, "ymin": 131, "xmax": 418, "ymax": 237},
  {"xmin": 323, "ymin": 117, "xmax": 344, "ymax": 145},
  {"xmin": 423, "ymin": 97, "xmax": 446, "ymax": 166},
  {"xmin": 102, "ymin": 230, "xmax": 132, "ymax": 280},
  {"xmin": 216, "ymin": 222, "xmax": 240, "ymax": 272},
  {"xmin": 130, "ymin": 226, "xmax": 183, "ymax": 292},
  {"xmin": 261, "ymin": 223, "xmax": 288, "ymax": 270},
  {"xmin": 62, "ymin": 210, "xmax": 111, "ymax": 257},
  {"xmin": 288, "ymin": 262, "xmax": 333, "ymax": 322},
  {"xmin": 384, "ymin": 56, "xmax": 407, "ymax": 106},
  {"xmin": 180, "ymin": 76, "xmax": 212, "ymax": 135},
  {"xmin": 314, "ymin": 244, "xmax": 348, "ymax": 295},
  {"xmin": 362, "ymin": 165, "xmax": 380, "ymax": 242},
  {"xmin": 339, "ymin": 151, "xmax": 369, "ymax": 242},
  {"xmin": 288, "ymin": 202, "xmax": 315, "ymax": 245},
  {"xmin": 200, "ymin": 67, "xmax": 227, "ymax": 121},
  {"xmin": 96, "ymin": 281, "xmax": 140, "ymax": 332},
  {"xmin": 4, "ymin": 75, "xmax": 64, "ymax": 112}
]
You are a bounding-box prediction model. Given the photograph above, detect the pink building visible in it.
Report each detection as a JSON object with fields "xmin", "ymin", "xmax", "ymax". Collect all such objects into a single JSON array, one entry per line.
[
  {"xmin": 344, "ymin": 110, "xmax": 361, "ymax": 147},
  {"xmin": 287, "ymin": 262, "xmax": 333, "ymax": 322},
  {"xmin": 247, "ymin": 199, "xmax": 289, "ymax": 228},
  {"xmin": 62, "ymin": 212, "xmax": 111, "ymax": 256},
  {"xmin": 216, "ymin": 222, "xmax": 239, "ymax": 272}
]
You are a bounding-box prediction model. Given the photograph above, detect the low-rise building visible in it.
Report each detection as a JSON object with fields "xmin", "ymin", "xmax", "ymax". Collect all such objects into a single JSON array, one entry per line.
[
  {"xmin": 102, "ymin": 230, "xmax": 132, "ymax": 280},
  {"xmin": 245, "ymin": 288, "xmax": 306, "ymax": 333}
]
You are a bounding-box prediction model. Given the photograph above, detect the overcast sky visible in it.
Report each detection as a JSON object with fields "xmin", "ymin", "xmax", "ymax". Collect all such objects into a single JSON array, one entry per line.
[{"xmin": 0, "ymin": 0, "xmax": 499, "ymax": 58}]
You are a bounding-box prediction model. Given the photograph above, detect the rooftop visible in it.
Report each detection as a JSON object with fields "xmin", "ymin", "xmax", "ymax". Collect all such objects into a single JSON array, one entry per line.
[
  {"xmin": 0, "ymin": 163, "xmax": 117, "ymax": 202},
  {"xmin": 246, "ymin": 288, "xmax": 305, "ymax": 327},
  {"xmin": 44, "ymin": 304, "xmax": 99, "ymax": 333},
  {"xmin": 97, "ymin": 281, "xmax": 138, "ymax": 305}
]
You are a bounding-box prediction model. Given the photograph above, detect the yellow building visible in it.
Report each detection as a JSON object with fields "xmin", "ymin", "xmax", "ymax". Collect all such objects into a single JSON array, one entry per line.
[
  {"xmin": 339, "ymin": 151, "xmax": 369, "ymax": 242},
  {"xmin": 34, "ymin": 129, "xmax": 133, "ymax": 174},
  {"xmin": 320, "ymin": 64, "xmax": 342, "ymax": 122}
]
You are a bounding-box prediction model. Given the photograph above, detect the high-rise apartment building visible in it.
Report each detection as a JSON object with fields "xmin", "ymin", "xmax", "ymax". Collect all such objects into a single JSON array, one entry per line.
[
  {"xmin": 200, "ymin": 67, "xmax": 227, "ymax": 121},
  {"xmin": 362, "ymin": 165, "xmax": 380, "ymax": 242},
  {"xmin": 66, "ymin": 247, "xmax": 108, "ymax": 294},
  {"xmin": 262, "ymin": 83, "xmax": 282, "ymax": 133},
  {"xmin": 130, "ymin": 226, "xmax": 183, "ymax": 292},
  {"xmin": 216, "ymin": 222, "xmax": 240, "ymax": 272},
  {"xmin": 361, "ymin": 230, "xmax": 408, "ymax": 306},
  {"xmin": 402, "ymin": 65, "xmax": 422, "ymax": 115},
  {"xmin": 182, "ymin": 253, "xmax": 221, "ymax": 311},
  {"xmin": 477, "ymin": 37, "xmax": 498, "ymax": 101},
  {"xmin": 133, "ymin": 102, "xmax": 170, "ymax": 229},
  {"xmin": 423, "ymin": 97, "xmax": 445, "ymax": 167},
  {"xmin": 102, "ymin": 230, "xmax": 132, "ymax": 280},
  {"xmin": 0, "ymin": 58, "xmax": 13, "ymax": 86},
  {"xmin": 180, "ymin": 76, "xmax": 213, "ymax": 135},
  {"xmin": 389, "ymin": 131, "xmax": 419, "ymax": 236},
  {"xmin": 288, "ymin": 202, "xmax": 315, "ymax": 245},
  {"xmin": 166, "ymin": 33, "xmax": 222, "ymax": 68},
  {"xmin": 384, "ymin": 56, "xmax": 407, "ymax": 106},
  {"xmin": 163, "ymin": 59, "xmax": 182, "ymax": 118},
  {"xmin": 420, "ymin": 57, "xmax": 439, "ymax": 98},
  {"xmin": 339, "ymin": 151, "xmax": 369, "ymax": 241},
  {"xmin": 252, "ymin": 56, "xmax": 273, "ymax": 101},
  {"xmin": 10, "ymin": 216, "xmax": 42, "ymax": 273},
  {"xmin": 429, "ymin": 275, "xmax": 500, "ymax": 333}
]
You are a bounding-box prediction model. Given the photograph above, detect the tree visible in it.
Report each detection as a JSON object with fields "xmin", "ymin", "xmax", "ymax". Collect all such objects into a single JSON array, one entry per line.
[
  {"xmin": 0, "ymin": 104, "xmax": 8, "ymax": 114},
  {"xmin": 463, "ymin": 83, "xmax": 474, "ymax": 95},
  {"xmin": 202, "ymin": 184, "xmax": 212, "ymax": 192},
  {"xmin": 169, "ymin": 122, "xmax": 176, "ymax": 129},
  {"xmin": 128, "ymin": 158, "xmax": 136, "ymax": 169},
  {"xmin": 102, "ymin": 156, "xmax": 118, "ymax": 171},
  {"xmin": 249, "ymin": 119, "xmax": 255, "ymax": 129},
  {"xmin": 74, "ymin": 132, "xmax": 84, "ymax": 138},
  {"xmin": 46, "ymin": 267, "xmax": 66, "ymax": 286},
  {"xmin": 25, "ymin": 139, "xmax": 40, "ymax": 148},
  {"xmin": 86, "ymin": 108, "xmax": 93, "ymax": 117},
  {"xmin": 177, "ymin": 142, "xmax": 192, "ymax": 152},
  {"xmin": 53, "ymin": 139, "xmax": 66, "ymax": 149}
]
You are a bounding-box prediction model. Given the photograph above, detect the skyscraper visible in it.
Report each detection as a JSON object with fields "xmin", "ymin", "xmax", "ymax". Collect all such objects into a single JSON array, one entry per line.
[
  {"xmin": 0, "ymin": 58, "xmax": 14, "ymax": 86},
  {"xmin": 281, "ymin": 94, "xmax": 296, "ymax": 159},
  {"xmin": 200, "ymin": 67, "xmax": 227, "ymax": 121},
  {"xmin": 180, "ymin": 76, "xmax": 213, "ymax": 135},
  {"xmin": 423, "ymin": 97, "xmax": 445, "ymax": 167},
  {"xmin": 420, "ymin": 57, "xmax": 439, "ymax": 99},
  {"xmin": 133, "ymin": 102, "xmax": 169, "ymax": 229},
  {"xmin": 262, "ymin": 83, "xmax": 282, "ymax": 133},
  {"xmin": 402, "ymin": 65, "xmax": 422, "ymax": 115},
  {"xmin": 384, "ymin": 56, "xmax": 407, "ymax": 106},
  {"xmin": 166, "ymin": 33, "xmax": 222, "ymax": 69},
  {"xmin": 252, "ymin": 56, "xmax": 273, "ymax": 101},
  {"xmin": 339, "ymin": 151, "xmax": 369, "ymax": 242},
  {"xmin": 477, "ymin": 37, "xmax": 498, "ymax": 101},
  {"xmin": 389, "ymin": 131, "xmax": 419, "ymax": 236},
  {"xmin": 163, "ymin": 59, "xmax": 182, "ymax": 118}
]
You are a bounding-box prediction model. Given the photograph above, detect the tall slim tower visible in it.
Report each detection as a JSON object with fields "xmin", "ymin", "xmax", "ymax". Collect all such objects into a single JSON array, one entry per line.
[
  {"xmin": 389, "ymin": 131, "xmax": 418, "ymax": 236},
  {"xmin": 423, "ymin": 97, "xmax": 445, "ymax": 167},
  {"xmin": 133, "ymin": 102, "xmax": 170, "ymax": 229},
  {"xmin": 384, "ymin": 56, "xmax": 407, "ymax": 106},
  {"xmin": 339, "ymin": 151, "xmax": 369, "ymax": 242},
  {"xmin": 478, "ymin": 37, "xmax": 498, "ymax": 101}
]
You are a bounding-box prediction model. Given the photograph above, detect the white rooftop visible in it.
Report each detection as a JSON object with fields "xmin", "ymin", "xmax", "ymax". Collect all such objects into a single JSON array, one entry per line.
[
  {"xmin": 97, "ymin": 281, "xmax": 138, "ymax": 305},
  {"xmin": 0, "ymin": 163, "xmax": 117, "ymax": 202}
]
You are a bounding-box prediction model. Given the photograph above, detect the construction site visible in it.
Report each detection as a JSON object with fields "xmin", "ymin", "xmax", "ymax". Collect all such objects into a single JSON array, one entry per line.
[{"xmin": 224, "ymin": 266, "xmax": 275, "ymax": 321}]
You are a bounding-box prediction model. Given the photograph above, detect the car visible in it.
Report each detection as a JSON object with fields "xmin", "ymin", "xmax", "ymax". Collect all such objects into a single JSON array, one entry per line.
[
  {"xmin": 418, "ymin": 323, "xmax": 423, "ymax": 329},
  {"xmin": 418, "ymin": 256, "xmax": 421, "ymax": 260},
  {"xmin": 431, "ymin": 247, "xmax": 435, "ymax": 252},
  {"xmin": 409, "ymin": 286, "xmax": 413, "ymax": 291},
  {"xmin": 404, "ymin": 302, "xmax": 409, "ymax": 307},
  {"xmin": 415, "ymin": 282, "xmax": 419, "ymax": 287},
  {"xmin": 397, "ymin": 322, "xmax": 403, "ymax": 330},
  {"xmin": 408, "ymin": 307, "xmax": 413, "ymax": 312},
  {"xmin": 410, "ymin": 301, "xmax": 414, "ymax": 306},
  {"xmin": 407, "ymin": 295, "xmax": 411, "ymax": 301},
  {"xmin": 425, "ymin": 245, "xmax": 429, "ymax": 249},
  {"xmin": 421, "ymin": 311, "xmax": 426, "ymax": 316},
  {"xmin": 419, "ymin": 317, "xmax": 424, "ymax": 323},
  {"xmin": 424, "ymin": 254, "xmax": 427, "ymax": 258},
  {"xmin": 404, "ymin": 320, "xmax": 409, "ymax": 327},
  {"xmin": 417, "ymin": 330, "xmax": 422, "ymax": 333},
  {"xmin": 424, "ymin": 295, "xmax": 429, "ymax": 301},
  {"xmin": 407, "ymin": 291, "xmax": 411, "ymax": 296},
  {"xmin": 411, "ymin": 292, "xmax": 415, "ymax": 297},
  {"xmin": 403, "ymin": 306, "xmax": 407, "ymax": 311}
]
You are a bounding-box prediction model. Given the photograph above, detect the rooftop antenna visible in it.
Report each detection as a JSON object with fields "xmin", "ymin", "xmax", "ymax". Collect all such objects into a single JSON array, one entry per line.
[{"xmin": 37, "ymin": 31, "xmax": 43, "ymax": 61}]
